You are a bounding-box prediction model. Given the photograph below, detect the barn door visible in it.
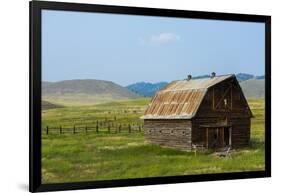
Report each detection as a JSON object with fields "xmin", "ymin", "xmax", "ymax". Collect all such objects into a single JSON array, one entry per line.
[
  {"xmin": 205, "ymin": 127, "xmax": 232, "ymax": 149},
  {"xmin": 206, "ymin": 128, "xmax": 224, "ymax": 148},
  {"xmin": 224, "ymin": 127, "xmax": 230, "ymax": 146}
]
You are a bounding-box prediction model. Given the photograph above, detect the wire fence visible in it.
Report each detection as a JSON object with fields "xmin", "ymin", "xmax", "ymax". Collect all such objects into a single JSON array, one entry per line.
[{"xmin": 43, "ymin": 123, "xmax": 143, "ymax": 135}]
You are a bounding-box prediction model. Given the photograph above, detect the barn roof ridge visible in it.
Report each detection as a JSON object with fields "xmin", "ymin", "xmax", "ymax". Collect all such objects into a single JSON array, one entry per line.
[{"xmin": 160, "ymin": 74, "xmax": 234, "ymax": 92}]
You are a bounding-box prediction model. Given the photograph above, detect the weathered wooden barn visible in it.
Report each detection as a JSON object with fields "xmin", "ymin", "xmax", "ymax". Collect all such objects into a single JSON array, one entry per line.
[{"xmin": 141, "ymin": 74, "xmax": 253, "ymax": 150}]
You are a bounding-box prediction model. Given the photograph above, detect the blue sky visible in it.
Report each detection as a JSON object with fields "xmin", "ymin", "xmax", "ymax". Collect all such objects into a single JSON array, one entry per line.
[{"xmin": 42, "ymin": 10, "xmax": 265, "ymax": 86}]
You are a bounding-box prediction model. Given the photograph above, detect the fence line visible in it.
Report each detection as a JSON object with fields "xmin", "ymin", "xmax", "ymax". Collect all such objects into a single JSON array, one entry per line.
[{"xmin": 43, "ymin": 123, "xmax": 144, "ymax": 135}]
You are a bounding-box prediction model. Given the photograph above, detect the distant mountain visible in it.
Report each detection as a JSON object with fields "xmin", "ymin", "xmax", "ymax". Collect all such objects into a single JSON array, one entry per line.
[
  {"xmin": 240, "ymin": 79, "xmax": 265, "ymax": 98},
  {"xmin": 126, "ymin": 73, "xmax": 265, "ymax": 98},
  {"xmin": 126, "ymin": 82, "xmax": 168, "ymax": 97},
  {"xmin": 42, "ymin": 79, "xmax": 140, "ymax": 105},
  {"xmin": 190, "ymin": 73, "xmax": 262, "ymax": 82},
  {"xmin": 256, "ymin": 75, "xmax": 265, "ymax": 79},
  {"xmin": 182, "ymin": 73, "xmax": 258, "ymax": 81},
  {"xmin": 236, "ymin": 73, "xmax": 255, "ymax": 82}
]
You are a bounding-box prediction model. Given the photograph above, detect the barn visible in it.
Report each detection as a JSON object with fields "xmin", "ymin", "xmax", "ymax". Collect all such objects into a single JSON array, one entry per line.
[{"xmin": 141, "ymin": 73, "xmax": 253, "ymax": 150}]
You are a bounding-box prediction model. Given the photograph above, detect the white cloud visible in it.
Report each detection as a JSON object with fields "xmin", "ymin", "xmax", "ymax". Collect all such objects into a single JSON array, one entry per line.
[{"xmin": 140, "ymin": 32, "xmax": 180, "ymax": 45}]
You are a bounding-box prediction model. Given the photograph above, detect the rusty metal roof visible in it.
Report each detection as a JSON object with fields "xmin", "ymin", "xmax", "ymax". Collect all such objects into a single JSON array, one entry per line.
[{"xmin": 141, "ymin": 74, "xmax": 234, "ymax": 119}]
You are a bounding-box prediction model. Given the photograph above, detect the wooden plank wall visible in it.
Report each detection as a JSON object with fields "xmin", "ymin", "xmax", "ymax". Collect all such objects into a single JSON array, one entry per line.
[
  {"xmin": 144, "ymin": 119, "xmax": 192, "ymax": 150},
  {"xmin": 196, "ymin": 78, "xmax": 252, "ymax": 119},
  {"xmin": 231, "ymin": 118, "xmax": 251, "ymax": 147},
  {"xmin": 192, "ymin": 117, "xmax": 250, "ymax": 148},
  {"xmin": 192, "ymin": 118, "xmax": 218, "ymax": 145},
  {"xmin": 193, "ymin": 78, "xmax": 251, "ymax": 148}
]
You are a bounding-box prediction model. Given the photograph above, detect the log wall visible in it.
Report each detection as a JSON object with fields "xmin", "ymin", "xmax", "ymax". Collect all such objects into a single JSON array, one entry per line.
[{"xmin": 144, "ymin": 119, "xmax": 192, "ymax": 150}]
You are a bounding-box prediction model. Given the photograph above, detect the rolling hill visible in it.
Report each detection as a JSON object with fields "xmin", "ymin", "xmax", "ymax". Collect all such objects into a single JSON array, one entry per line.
[
  {"xmin": 42, "ymin": 73, "xmax": 264, "ymax": 106},
  {"xmin": 42, "ymin": 100, "xmax": 63, "ymax": 110},
  {"xmin": 42, "ymin": 79, "xmax": 140, "ymax": 105},
  {"xmin": 240, "ymin": 79, "xmax": 265, "ymax": 98}
]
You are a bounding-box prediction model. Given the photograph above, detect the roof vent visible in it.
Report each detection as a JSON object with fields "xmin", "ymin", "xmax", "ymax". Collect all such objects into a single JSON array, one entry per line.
[
  {"xmin": 186, "ymin": 75, "xmax": 192, "ymax": 80},
  {"xmin": 211, "ymin": 72, "xmax": 216, "ymax": 78}
]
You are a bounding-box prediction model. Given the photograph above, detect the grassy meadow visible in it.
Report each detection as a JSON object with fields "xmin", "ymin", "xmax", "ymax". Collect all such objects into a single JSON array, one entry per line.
[{"xmin": 41, "ymin": 98, "xmax": 265, "ymax": 184}]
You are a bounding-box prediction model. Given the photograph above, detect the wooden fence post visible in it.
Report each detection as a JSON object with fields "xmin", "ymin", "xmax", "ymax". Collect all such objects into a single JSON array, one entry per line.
[
  {"xmin": 128, "ymin": 124, "xmax": 131, "ymax": 133},
  {"xmin": 60, "ymin": 125, "xmax": 62, "ymax": 134},
  {"xmin": 85, "ymin": 125, "xmax": 87, "ymax": 134},
  {"xmin": 118, "ymin": 124, "xmax": 121, "ymax": 133},
  {"xmin": 73, "ymin": 125, "xmax": 76, "ymax": 134},
  {"xmin": 46, "ymin": 126, "xmax": 49, "ymax": 135},
  {"xmin": 96, "ymin": 124, "xmax": 99, "ymax": 133},
  {"xmin": 139, "ymin": 125, "xmax": 141, "ymax": 132}
]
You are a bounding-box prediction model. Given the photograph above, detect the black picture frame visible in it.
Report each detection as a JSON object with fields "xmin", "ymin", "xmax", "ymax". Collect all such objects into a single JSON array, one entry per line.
[{"xmin": 29, "ymin": 1, "xmax": 271, "ymax": 192}]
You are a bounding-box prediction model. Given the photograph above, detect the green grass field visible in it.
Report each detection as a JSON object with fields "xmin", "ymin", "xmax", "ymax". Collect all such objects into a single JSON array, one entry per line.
[{"xmin": 42, "ymin": 98, "xmax": 265, "ymax": 184}]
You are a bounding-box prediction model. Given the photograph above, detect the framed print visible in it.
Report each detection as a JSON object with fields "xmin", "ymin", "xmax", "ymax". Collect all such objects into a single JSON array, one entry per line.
[{"xmin": 29, "ymin": 1, "xmax": 271, "ymax": 192}]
